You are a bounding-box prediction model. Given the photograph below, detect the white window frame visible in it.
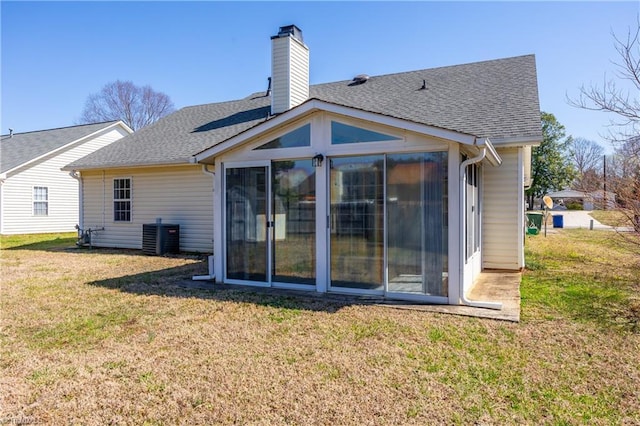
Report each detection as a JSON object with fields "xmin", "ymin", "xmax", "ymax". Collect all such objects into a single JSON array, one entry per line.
[
  {"xmin": 113, "ymin": 177, "xmax": 132, "ymax": 222},
  {"xmin": 33, "ymin": 186, "xmax": 48, "ymax": 216}
]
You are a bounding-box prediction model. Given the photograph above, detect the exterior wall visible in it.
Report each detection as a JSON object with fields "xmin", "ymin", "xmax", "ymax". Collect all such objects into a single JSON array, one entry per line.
[
  {"xmin": 214, "ymin": 111, "xmax": 454, "ymax": 303},
  {"xmin": 0, "ymin": 127, "xmax": 129, "ymax": 235},
  {"xmin": 81, "ymin": 165, "xmax": 214, "ymax": 253},
  {"xmin": 482, "ymin": 147, "xmax": 524, "ymax": 270},
  {"xmin": 271, "ymin": 34, "xmax": 309, "ymax": 114}
]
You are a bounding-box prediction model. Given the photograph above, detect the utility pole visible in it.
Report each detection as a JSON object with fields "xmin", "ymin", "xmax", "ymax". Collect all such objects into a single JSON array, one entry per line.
[{"xmin": 603, "ymin": 154, "xmax": 607, "ymax": 210}]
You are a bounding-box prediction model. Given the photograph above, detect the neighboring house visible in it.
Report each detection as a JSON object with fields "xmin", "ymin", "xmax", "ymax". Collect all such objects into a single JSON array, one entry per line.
[
  {"xmin": 64, "ymin": 25, "xmax": 542, "ymax": 306},
  {"xmin": 1, "ymin": 121, "xmax": 132, "ymax": 235}
]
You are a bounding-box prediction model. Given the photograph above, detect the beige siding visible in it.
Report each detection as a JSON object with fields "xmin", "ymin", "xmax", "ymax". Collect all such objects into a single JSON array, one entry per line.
[
  {"xmin": 81, "ymin": 165, "xmax": 213, "ymax": 253},
  {"xmin": 482, "ymin": 148, "xmax": 524, "ymax": 270},
  {"xmin": 0, "ymin": 127, "xmax": 128, "ymax": 235}
]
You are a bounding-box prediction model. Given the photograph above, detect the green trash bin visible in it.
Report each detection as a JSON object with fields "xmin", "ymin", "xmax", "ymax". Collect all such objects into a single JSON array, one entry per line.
[{"xmin": 526, "ymin": 212, "xmax": 543, "ymax": 231}]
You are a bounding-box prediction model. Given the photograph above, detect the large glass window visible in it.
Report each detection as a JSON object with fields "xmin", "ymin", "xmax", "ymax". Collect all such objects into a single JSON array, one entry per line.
[
  {"xmin": 331, "ymin": 121, "xmax": 399, "ymax": 145},
  {"xmin": 330, "ymin": 155, "xmax": 384, "ymax": 290},
  {"xmin": 113, "ymin": 178, "xmax": 131, "ymax": 222},
  {"xmin": 271, "ymin": 160, "xmax": 316, "ymax": 285},
  {"xmin": 226, "ymin": 167, "xmax": 268, "ymax": 282},
  {"xmin": 254, "ymin": 124, "xmax": 311, "ymax": 150},
  {"xmin": 465, "ymin": 163, "xmax": 480, "ymax": 260},
  {"xmin": 33, "ymin": 186, "xmax": 48, "ymax": 216},
  {"xmin": 387, "ymin": 153, "xmax": 448, "ymax": 296}
]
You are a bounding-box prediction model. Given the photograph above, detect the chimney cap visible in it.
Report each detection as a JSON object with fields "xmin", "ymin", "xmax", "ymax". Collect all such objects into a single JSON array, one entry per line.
[{"xmin": 272, "ymin": 24, "xmax": 303, "ymax": 43}]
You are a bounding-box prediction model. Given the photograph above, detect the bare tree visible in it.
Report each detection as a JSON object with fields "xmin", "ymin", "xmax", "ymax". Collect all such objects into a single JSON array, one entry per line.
[
  {"xmin": 609, "ymin": 137, "xmax": 640, "ymax": 233},
  {"xmin": 569, "ymin": 138, "xmax": 604, "ymax": 175},
  {"xmin": 569, "ymin": 20, "xmax": 640, "ymax": 242},
  {"xmin": 569, "ymin": 18, "xmax": 639, "ymax": 143},
  {"xmin": 79, "ymin": 80, "xmax": 175, "ymax": 130},
  {"xmin": 568, "ymin": 138, "xmax": 604, "ymax": 192}
]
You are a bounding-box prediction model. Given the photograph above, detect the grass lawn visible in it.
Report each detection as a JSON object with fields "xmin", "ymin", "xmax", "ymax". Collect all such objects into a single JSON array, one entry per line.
[
  {"xmin": 590, "ymin": 209, "xmax": 636, "ymax": 227},
  {"xmin": 1, "ymin": 231, "xmax": 639, "ymax": 424}
]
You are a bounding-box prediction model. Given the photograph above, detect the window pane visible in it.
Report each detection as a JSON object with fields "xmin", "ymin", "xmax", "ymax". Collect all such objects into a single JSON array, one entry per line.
[
  {"xmin": 271, "ymin": 159, "xmax": 316, "ymax": 285},
  {"xmin": 34, "ymin": 202, "xmax": 48, "ymax": 216},
  {"xmin": 225, "ymin": 167, "xmax": 268, "ymax": 282},
  {"xmin": 113, "ymin": 179, "xmax": 131, "ymax": 222},
  {"xmin": 387, "ymin": 152, "xmax": 448, "ymax": 296},
  {"xmin": 331, "ymin": 121, "xmax": 399, "ymax": 145},
  {"xmin": 33, "ymin": 187, "xmax": 48, "ymax": 216},
  {"xmin": 330, "ymin": 155, "xmax": 384, "ymax": 290},
  {"xmin": 254, "ymin": 124, "xmax": 310, "ymax": 150}
]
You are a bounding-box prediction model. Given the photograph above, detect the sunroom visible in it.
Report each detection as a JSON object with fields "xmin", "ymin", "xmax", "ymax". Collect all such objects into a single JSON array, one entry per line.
[{"xmin": 194, "ymin": 100, "xmax": 501, "ymax": 305}]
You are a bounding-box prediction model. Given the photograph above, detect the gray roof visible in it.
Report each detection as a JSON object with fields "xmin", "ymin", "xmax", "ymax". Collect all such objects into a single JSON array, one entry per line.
[
  {"xmin": 66, "ymin": 55, "xmax": 542, "ymax": 170},
  {"xmin": 1, "ymin": 121, "xmax": 120, "ymax": 173}
]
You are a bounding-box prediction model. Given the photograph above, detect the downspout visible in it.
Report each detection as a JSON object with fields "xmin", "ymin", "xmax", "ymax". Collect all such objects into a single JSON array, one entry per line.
[
  {"xmin": 192, "ymin": 164, "xmax": 216, "ymax": 281},
  {"xmin": 459, "ymin": 146, "xmax": 503, "ymax": 310},
  {"xmin": 102, "ymin": 170, "xmax": 106, "ymax": 228},
  {"xmin": 69, "ymin": 170, "xmax": 83, "ymax": 230}
]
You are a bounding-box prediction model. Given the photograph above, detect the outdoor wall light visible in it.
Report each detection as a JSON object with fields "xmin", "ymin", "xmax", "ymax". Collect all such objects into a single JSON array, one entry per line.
[{"xmin": 312, "ymin": 153, "xmax": 324, "ymax": 167}]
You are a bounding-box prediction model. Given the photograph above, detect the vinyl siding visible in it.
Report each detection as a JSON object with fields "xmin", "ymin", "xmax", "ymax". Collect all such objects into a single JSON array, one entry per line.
[
  {"xmin": 271, "ymin": 35, "xmax": 309, "ymax": 114},
  {"xmin": 81, "ymin": 165, "xmax": 213, "ymax": 253},
  {"xmin": 0, "ymin": 127, "xmax": 128, "ymax": 235},
  {"xmin": 482, "ymin": 147, "xmax": 524, "ymax": 270}
]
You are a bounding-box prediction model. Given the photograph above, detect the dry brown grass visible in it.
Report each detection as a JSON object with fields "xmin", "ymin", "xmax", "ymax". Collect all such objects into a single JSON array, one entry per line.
[{"xmin": 1, "ymin": 232, "xmax": 639, "ymax": 425}]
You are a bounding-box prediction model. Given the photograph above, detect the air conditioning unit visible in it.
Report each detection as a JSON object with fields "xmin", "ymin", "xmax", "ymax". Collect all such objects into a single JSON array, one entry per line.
[{"xmin": 142, "ymin": 221, "xmax": 180, "ymax": 255}]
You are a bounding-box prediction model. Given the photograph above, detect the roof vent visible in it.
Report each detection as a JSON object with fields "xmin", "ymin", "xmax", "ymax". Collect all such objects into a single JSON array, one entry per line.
[{"xmin": 350, "ymin": 74, "xmax": 369, "ymax": 86}]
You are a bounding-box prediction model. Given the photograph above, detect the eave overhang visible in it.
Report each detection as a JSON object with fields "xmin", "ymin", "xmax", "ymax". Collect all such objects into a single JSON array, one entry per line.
[{"xmin": 192, "ymin": 98, "xmax": 496, "ymax": 164}]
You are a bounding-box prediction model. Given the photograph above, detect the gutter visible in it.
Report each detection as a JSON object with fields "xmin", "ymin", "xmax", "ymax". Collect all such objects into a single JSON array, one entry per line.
[
  {"xmin": 192, "ymin": 164, "xmax": 216, "ymax": 281},
  {"xmin": 69, "ymin": 170, "xmax": 83, "ymax": 230},
  {"xmin": 459, "ymin": 143, "xmax": 503, "ymax": 310}
]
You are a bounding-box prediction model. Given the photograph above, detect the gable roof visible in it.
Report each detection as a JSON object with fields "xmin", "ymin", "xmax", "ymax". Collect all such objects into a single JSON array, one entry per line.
[
  {"xmin": 1, "ymin": 121, "xmax": 127, "ymax": 174},
  {"xmin": 65, "ymin": 55, "xmax": 542, "ymax": 171}
]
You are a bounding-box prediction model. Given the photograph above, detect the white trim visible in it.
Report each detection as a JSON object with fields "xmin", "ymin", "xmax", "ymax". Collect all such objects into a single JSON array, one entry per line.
[
  {"xmin": 490, "ymin": 136, "xmax": 542, "ymax": 147},
  {"xmin": 7, "ymin": 121, "xmax": 133, "ymax": 176},
  {"xmin": 328, "ymin": 287, "xmax": 384, "ymax": 296},
  {"xmin": 384, "ymin": 292, "xmax": 449, "ymax": 304},
  {"xmin": 517, "ymin": 147, "xmax": 526, "ymax": 268},
  {"xmin": 194, "ymin": 99, "xmax": 480, "ymax": 163}
]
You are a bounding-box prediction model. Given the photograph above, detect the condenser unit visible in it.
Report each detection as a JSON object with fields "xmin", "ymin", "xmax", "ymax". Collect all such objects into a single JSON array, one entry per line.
[{"xmin": 142, "ymin": 221, "xmax": 180, "ymax": 255}]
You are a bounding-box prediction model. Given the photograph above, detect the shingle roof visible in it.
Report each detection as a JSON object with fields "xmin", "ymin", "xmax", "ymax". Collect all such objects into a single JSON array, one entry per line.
[
  {"xmin": 1, "ymin": 121, "xmax": 120, "ymax": 173},
  {"xmin": 66, "ymin": 55, "xmax": 542, "ymax": 170}
]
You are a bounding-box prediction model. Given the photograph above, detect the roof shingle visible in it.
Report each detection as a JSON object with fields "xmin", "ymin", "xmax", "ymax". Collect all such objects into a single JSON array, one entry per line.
[
  {"xmin": 66, "ymin": 55, "xmax": 542, "ymax": 170},
  {"xmin": 1, "ymin": 121, "xmax": 120, "ymax": 173}
]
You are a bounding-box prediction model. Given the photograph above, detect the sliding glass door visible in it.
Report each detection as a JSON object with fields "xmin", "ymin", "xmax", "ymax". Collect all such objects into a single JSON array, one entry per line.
[
  {"xmin": 225, "ymin": 166, "xmax": 268, "ymax": 282},
  {"xmin": 386, "ymin": 153, "xmax": 448, "ymax": 296},
  {"xmin": 271, "ymin": 160, "xmax": 316, "ymax": 285},
  {"xmin": 329, "ymin": 155, "xmax": 384, "ymax": 291},
  {"xmin": 328, "ymin": 152, "xmax": 448, "ymax": 297},
  {"xmin": 225, "ymin": 161, "xmax": 316, "ymax": 286}
]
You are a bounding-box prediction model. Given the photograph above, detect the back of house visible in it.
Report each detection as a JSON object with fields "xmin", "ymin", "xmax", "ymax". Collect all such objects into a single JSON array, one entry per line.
[{"xmin": 64, "ymin": 25, "xmax": 542, "ymax": 306}]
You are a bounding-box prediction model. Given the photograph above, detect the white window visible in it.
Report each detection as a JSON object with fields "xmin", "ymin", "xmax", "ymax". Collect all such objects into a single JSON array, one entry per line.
[
  {"xmin": 113, "ymin": 178, "xmax": 131, "ymax": 222},
  {"xmin": 33, "ymin": 186, "xmax": 48, "ymax": 216}
]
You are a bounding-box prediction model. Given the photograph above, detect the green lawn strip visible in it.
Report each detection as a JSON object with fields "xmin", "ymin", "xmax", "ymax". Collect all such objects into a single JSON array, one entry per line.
[
  {"xmin": 522, "ymin": 230, "xmax": 639, "ymax": 331},
  {"xmin": 0, "ymin": 232, "xmax": 77, "ymax": 250}
]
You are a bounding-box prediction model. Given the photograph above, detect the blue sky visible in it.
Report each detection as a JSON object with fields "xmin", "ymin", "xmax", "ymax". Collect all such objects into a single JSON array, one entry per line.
[{"xmin": 1, "ymin": 1, "xmax": 638, "ymax": 151}]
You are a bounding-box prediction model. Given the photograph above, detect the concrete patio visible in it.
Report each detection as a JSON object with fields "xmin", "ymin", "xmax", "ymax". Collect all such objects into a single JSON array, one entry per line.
[{"xmin": 179, "ymin": 270, "xmax": 522, "ymax": 322}]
